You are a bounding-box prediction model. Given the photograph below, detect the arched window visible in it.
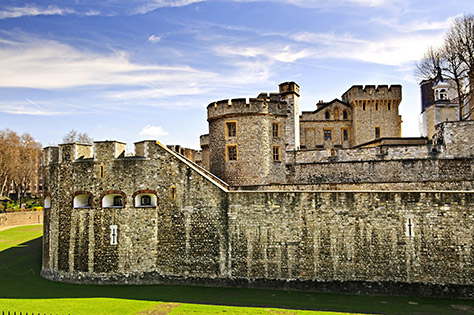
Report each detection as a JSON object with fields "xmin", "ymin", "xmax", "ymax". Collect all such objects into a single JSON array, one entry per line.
[
  {"xmin": 334, "ymin": 108, "xmax": 340, "ymax": 120},
  {"xmin": 325, "ymin": 110, "xmax": 330, "ymax": 120},
  {"xmin": 440, "ymin": 89, "xmax": 447, "ymax": 100},
  {"xmin": 132, "ymin": 190, "xmax": 158, "ymax": 208},
  {"xmin": 73, "ymin": 192, "xmax": 93, "ymax": 208},
  {"xmin": 101, "ymin": 190, "xmax": 126, "ymax": 208},
  {"xmin": 343, "ymin": 110, "xmax": 348, "ymax": 120}
]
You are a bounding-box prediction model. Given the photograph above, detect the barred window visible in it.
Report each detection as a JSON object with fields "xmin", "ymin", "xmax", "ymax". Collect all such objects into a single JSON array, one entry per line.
[
  {"xmin": 324, "ymin": 130, "xmax": 332, "ymax": 141},
  {"xmin": 272, "ymin": 123, "xmax": 280, "ymax": 137},
  {"xmin": 226, "ymin": 122, "xmax": 236, "ymax": 137},
  {"xmin": 227, "ymin": 145, "xmax": 237, "ymax": 161},
  {"xmin": 272, "ymin": 146, "xmax": 281, "ymax": 161}
]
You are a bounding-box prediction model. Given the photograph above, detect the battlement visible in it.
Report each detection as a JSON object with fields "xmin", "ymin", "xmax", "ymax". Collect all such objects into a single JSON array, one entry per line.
[
  {"xmin": 43, "ymin": 140, "xmax": 162, "ymax": 165},
  {"xmin": 207, "ymin": 96, "xmax": 288, "ymax": 121},
  {"xmin": 341, "ymin": 84, "xmax": 402, "ymax": 102},
  {"xmin": 200, "ymin": 134, "xmax": 209, "ymax": 147},
  {"xmin": 279, "ymin": 81, "xmax": 300, "ymax": 97}
]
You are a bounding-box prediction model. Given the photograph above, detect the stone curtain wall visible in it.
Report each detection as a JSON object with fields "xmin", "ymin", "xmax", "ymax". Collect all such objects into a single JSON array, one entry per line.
[
  {"xmin": 42, "ymin": 141, "xmax": 229, "ymax": 283},
  {"xmin": 0, "ymin": 211, "xmax": 43, "ymax": 228},
  {"xmin": 228, "ymin": 191, "xmax": 474, "ymax": 296}
]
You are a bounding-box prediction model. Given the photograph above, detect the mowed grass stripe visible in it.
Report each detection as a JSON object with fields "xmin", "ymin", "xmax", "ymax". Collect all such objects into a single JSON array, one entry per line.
[{"xmin": 0, "ymin": 225, "xmax": 473, "ymax": 314}]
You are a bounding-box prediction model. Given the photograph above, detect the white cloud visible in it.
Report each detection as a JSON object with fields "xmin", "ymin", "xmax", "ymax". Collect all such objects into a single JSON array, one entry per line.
[
  {"xmin": 147, "ymin": 34, "xmax": 162, "ymax": 43},
  {"xmin": 370, "ymin": 15, "xmax": 460, "ymax": 32},
  {"xmin": 0, "ymin": 37, "xmax": 216, "ymax": 89},
  {"xmin": 0, "ymin": 5, "xmax": 73, "ymax": 19},
  {"xmin": 139, "ymin": 125, "xmax": 168, "ymax": 137},
  {"xmin": 0, "ymin": 101, "xmax": 65, "ymax": 116},
  {"xmin": 234, "ymin": 0, "xmax": 398, "ymax": 8},
  {"xmin": 134, "ymin": 0, "xmax": 205, "ymax": 14}
]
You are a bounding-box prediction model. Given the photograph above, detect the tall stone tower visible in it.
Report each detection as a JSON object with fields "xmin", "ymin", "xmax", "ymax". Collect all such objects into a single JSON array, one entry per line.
[
  {"xmin": 207, "ymin": 91, "xmax": 289, "ymax": 186},
  {"xmin": 279, "ymin": 82, "xmax": 300, "ymax": 151},
  {"xmin": 342, "ymin": 85, "xmax": 402, "ymax": 146}
]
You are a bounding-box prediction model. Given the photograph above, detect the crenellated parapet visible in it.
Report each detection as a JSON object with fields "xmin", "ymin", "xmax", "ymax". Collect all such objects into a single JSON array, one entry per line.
[
  {"xmin": 342, "ymin": 85, "xmax": 402, "ymax": 105},
  {"xmin": 207, "ymin": 97, "xmax": 288, "ymax": 121}
]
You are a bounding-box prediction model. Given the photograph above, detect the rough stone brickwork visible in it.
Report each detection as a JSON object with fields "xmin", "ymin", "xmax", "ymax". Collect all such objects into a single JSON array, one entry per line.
[
  {"xmin": 300, "ymin": 100, "xmax": 352, "ymax": 149},
  {"xmin": 42, "ymin": 81, "xmax": 474, "ymax": 298},
  {"xmin": 0, "ymin": 211, "xmax": 43, "ymax": 228},
  {"xmin": 208, "ymin": 96, "xmax": 288, "ymax": 186},
  {"xmin": 342, "ymin": 85, "xmax": 402, "ymax": 146},
  {"xmin": 42, "ymin": 141, "xmax": 474, "ymax": 298}
]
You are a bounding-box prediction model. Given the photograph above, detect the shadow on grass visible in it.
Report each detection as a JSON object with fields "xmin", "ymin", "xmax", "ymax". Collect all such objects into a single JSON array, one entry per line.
[{"xmin": 1, "ymin": 237, "xmax": 474, "ymax": 315}]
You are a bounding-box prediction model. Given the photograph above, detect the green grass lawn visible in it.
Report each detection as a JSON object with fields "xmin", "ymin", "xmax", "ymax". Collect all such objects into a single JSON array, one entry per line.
[{"xmin": 0, "ymin": 225, "xmax": 473, "ymax": 315}]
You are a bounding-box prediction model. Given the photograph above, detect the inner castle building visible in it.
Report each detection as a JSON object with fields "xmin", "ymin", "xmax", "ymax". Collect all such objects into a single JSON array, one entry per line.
[{"xmin": 41, "ymin": 81, "xmax": 474, "ymax": 298}]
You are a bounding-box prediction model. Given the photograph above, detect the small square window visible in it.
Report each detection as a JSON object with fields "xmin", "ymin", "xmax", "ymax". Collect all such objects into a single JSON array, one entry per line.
[
  {"xmin": 141, "ymin": 195, "xmax": 151, "ymax": 206},
  {"xmin": 227, "ymin": 145, "xmax": 237, "ymax": 161}
]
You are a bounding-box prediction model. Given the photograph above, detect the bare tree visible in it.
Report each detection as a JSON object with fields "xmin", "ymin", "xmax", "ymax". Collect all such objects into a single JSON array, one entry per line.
[
  {"xmin": 0, "ymin": 129, "xmax": 20, "ymax": 196},
  {"xmin": 416, "ymin": 14, "xmax": 474, "ymax": 120},
  {"xmin": 63, "ymin": 129, "xmax": 93, "ymax": 144}
]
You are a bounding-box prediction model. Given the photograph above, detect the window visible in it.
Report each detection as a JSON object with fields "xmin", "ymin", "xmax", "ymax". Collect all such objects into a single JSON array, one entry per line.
[
  {"xmin": 226, "ymin": 122, "xmax": 237, "ymax": 138},
  {"xmin": 363, "ymin": 101, "xmax": 366, "ymax": 111},
  {"xmin": 113, "ymin": 196, "xmax": 123, "ymax": 207},
  {"xmin": 375, "ymin": 127, "xmax": 380, "ymax": 139},
  {"xmin": 102, "ymin": 192, "xmax": 125, "ymax": 208},
  {"xmin": 141, "ymin": 195, "xmax": 151, "ymax": 206},
  {"xmin": 324, "ymin": 129, "xmax": 332, "ymax": 141},
  {"xmin": 73, "ymin": 193, "xmax": 93, "ymax": 208},
  {"xmin": 440, "ymin": 89, "xmax": 447, "ymax": 100},
  {"xmin": 343, "ymin": 110, "xmax": 348, "ymax": 120},
  {"xmin": 375, "ymin": 102, "xmax": 379, "ymax": 111},
  {"xmin": 100, "ymin": 164, "xmax": 104, "ymax": 178},
  {"xmin": 272, "ymin": 123, "xmax": 280, "ymax": 137},
  {"xmin": 325, "ymin": 111, "xmax": 330, "ymax": 120},
  {"xmin": 227, "ymin": 145, "xmax": 237, "ymax": 161},
  {"xmin": 110, "ymin": 225, "xmax": 118, "ymax": 245},
  {"xmin": 272, "ymin": 146, "xmax": 281, "ymax": 161},
  {"xmin": 342, "ymin": 129, "xmax": 348, "ymax": 141},
  {"xmin": 387, "ymin": 101, "xmax": 391, "ymax": 110},
  {"xmin": 170, "ymin": 186, "xmax": 176, "ymax": 201}
]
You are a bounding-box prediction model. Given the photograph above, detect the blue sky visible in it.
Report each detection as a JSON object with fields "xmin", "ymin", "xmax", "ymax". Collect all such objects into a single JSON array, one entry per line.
[{"xmin": 1, "ymin": 0, "xmax": 473, "ymax": 149}]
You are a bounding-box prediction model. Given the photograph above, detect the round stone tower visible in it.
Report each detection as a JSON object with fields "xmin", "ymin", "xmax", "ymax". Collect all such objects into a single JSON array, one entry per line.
[{"xmin": 207, "ymin": 91, "xmax": 291, "ymax": 186}]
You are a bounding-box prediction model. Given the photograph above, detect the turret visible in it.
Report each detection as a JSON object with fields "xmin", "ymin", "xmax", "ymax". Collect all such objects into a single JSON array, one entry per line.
[{"xmin": 279, "ymin": 82, "xmax": 300, "ymax": 151}]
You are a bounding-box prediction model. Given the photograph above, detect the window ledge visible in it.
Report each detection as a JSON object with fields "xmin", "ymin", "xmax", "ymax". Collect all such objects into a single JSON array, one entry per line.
[
  {"xmin": 103, "ymin": 206, "xmax": 124, "ymax": 209},
  {"xmin": 135, "ymin": 205, "xmax": 157, "ymax": 208},
  {"xmin": 74, "ymin": 206, "xmax": 92, "ymax": 209}
]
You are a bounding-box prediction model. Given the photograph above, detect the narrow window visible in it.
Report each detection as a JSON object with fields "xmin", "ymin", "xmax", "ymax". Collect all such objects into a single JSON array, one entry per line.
[
  {"xmin": 343, "ymin": 129, "xmax": 348, "ymax": 141},
  {"xmin": 387, "ymin": 101, "xmax": 391, "ymax": 110},
  {"xmin": 272, "ymin": 146, "xmax": 281, "ymax": 161},
  {"xmin": 100, "ymin": 164, "xmax": 104, "ymax": 178},
  {"xmin": 113, "ymin": 196, "xmax": 123, "ymax": 207},
  {"xmin": 325, "ymin": 111, "xmax": 330, "ymax": 120},
  {"xmin": 141, "ymin": 195, "xmax": 151, "ymax": 206},
  {"xmin": 375, "ymin": 102, "xmax": 379, "ymax": 111},
  {"xmin": 363, "ymin": 101, "xmax": 366, "ymax": 111},
  {"xmin": 170, "ymin": 186, "xmax": 176, "ymax": 201},
  {"xmin": 375, "ymin": 127, "xmax": 380, "ymax": 139},
  {"xmin": 110, "ymin": 225, "xmax": 118, "ymax": 245},
  {"xmin": 406, "ymin": 218, "xmax": 414, "ymax": 237},
  {"xmin": 226, "ymin": 122, "xmax": 237, "ymax": 137},
  {"xmin": 44, "ymin": 196, "xmax": 51, "ymax": 209},
  {"xmin": 227, "ymin": 145, "xmax": 237, "ymax": 161},
  {"xmin": 343, "ymin": 110, "xmax": 348, "ymax": 120},
  {"xmin": 272, "ymin": 123, "xmax": 280, "ymax": 137},
  {"xmin": 324, "ymin": 130, "xmax": 332, "ymax": 141}
]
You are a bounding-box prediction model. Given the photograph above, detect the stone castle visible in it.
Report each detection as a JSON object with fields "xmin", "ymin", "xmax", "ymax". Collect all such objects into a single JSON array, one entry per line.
[{"xmin": 41, "ymin": 81, "xmax": 474, "ymax": 298}]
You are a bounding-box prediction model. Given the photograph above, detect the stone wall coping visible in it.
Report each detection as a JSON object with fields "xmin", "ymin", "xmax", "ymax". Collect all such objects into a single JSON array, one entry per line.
[
  {"xmin": 228, "ymin": 189, "xmax": 474, "ymax": 194},
  {"xmin": 156, "ymin": 141, "xmax": 230, "ymax": 192},
  {"xmin": 290, "ymin": 156, "xmax": 474, "ymax": 166}
]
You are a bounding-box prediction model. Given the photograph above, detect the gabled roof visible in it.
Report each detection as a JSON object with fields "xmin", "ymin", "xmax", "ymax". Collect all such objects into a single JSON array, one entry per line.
[{"xmin": 302, "ymin": 98, "xmax": 350, "ymax": 115}]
